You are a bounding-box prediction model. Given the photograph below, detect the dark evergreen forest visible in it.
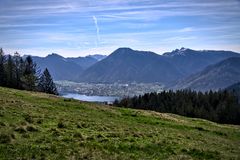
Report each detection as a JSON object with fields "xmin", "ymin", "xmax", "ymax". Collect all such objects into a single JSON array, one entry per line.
[
  {"xmin": 114, "ymin": 90, "xmax": 240, "ymax": 124},
  {"xmin": 0, "ymin": 48, "xmax": 58, "ymax": 95}
]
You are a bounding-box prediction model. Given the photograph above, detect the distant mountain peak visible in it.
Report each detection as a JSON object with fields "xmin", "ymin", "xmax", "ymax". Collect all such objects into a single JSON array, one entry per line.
[
  {"xmin": 109, "ymin": 48, "xmax": 136, "ymax": 57},
  {"xmin": 164, "ymin": 47, "xmax": 193, "ymax": 56},
  {"xmin": 111, "ymin": 48, "xmax": 157, "ymax": 57},
  {"xmin": 121, "ymin": 47, "xmax": 133, "ymax": 50},
  {"xmin": 47, "ymin": 53, "xmax": 63, "ymax": 59},
  {"xmin": 179, "ymin": 47, "xmax": 188, "ymax": 51},
  {"xmin": 114, "ymin": 47, "xmax": 133, "ymax": 53}
]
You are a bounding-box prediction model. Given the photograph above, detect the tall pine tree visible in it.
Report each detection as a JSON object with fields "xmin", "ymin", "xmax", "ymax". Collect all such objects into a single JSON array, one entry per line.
[
  {"xmin": 21, "ymin": 56, "xmax": 38, "ymax": 91},
  {"xmin": 13, "ymin": 52, "xmax": 23, "ymax": 89},
  {"xmin": 38, "ymin": 68, "xmax": 58, "ymax": 95},
  {"xmin": 6, "ymin": 55, "xmax": 15, "ymax": 87},
  {"xmin": 0, "ymin": 48, "xmax": 5, "ymax": 86}
]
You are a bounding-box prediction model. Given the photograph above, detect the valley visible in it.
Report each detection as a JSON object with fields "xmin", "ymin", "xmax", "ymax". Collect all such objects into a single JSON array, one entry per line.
[{"xmin": 56, "ymin": 81, "xmax": 163, "ymax": 97}]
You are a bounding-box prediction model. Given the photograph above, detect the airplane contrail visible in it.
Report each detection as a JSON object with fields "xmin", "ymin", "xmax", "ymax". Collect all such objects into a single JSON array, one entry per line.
[{"xmin": 93, "ymin": 16, "xmax": 100, "ymax": 46}]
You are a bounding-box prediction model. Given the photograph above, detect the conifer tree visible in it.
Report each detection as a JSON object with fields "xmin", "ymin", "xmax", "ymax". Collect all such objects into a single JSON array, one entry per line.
[
  {"xmin": 6, "ymin": 55, "xmax": 15, "ymax": 87},
  {"xmin": 21, "ymin": 56, "xmax": 37, "ymax": 91},
  {"xmin": 0, "ymin": 48, "xmax": 5, "ymax": 86},
  {"xmin": 13, "ymin": 52, "xmax": 23, "ymax": 89},
  {"xmin": 38, "ymin": 68, "xmax": 58, "ymax": 95}
]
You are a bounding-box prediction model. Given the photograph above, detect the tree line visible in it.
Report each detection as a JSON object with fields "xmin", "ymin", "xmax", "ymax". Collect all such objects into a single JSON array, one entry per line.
[
  {"xmin": 114, "ymin": 90, "xmax": 240, "ymax": 124},
  {"xmin": 0, "ymin": 48, "xmax": 58, "ymax": 95}
]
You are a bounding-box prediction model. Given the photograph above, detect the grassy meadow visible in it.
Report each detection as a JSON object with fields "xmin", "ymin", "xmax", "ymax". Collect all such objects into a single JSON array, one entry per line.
[{"xmin": 0, "ymin": 87, "xmax": 240, "ymax": 159}]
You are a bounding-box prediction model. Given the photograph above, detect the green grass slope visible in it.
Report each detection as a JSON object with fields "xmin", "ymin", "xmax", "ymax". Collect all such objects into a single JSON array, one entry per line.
[{"xmin": 0, "ymin": 87, "xmax": 240, "ymax": 160}]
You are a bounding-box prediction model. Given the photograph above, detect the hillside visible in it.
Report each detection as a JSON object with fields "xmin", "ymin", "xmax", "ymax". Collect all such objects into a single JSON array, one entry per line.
[
  {"xmin": 78, "ymin": 48, "xmax": 183, "ymax": 84},
  {"xmin": 32, "ymin": 54, "xmax": 83, "ymax": 81},
  {"xmin": 0, "ymin": 87, "xmax": 240, "ymax": 159},
  {"xmin": 32, "ymin": 54, "xmax": 106, "ymax": 80},
  {"xmin": 67, "ymin": 56, "xmax": 98, "ymax": 70},
  {"xmin": 226, "ymin": 82, "xmax": 240, "ymax": 101},
  {"xmin": 163, "ymin": 47, "xmax": 240, "ymax": 76},
  {"xmin": 78, "ymin": 48, "xmax": 239, "ymax": 84},
  {"xmin": 170, "ymin": 57, "xmax": 240, "ymax": 91},
  {"xmin": 67, "ymin": 55, "xmax": 106, "ymax": 69}
]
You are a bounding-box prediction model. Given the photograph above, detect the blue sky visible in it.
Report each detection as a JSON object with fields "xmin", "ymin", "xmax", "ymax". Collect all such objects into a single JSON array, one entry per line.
[{"xmin": 0, "ymin": 0, "xmax": 240, "ymax": 57}]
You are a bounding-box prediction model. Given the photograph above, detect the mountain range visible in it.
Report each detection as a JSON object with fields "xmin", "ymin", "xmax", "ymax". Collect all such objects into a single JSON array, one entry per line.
[
  {"xmin": 169, "ymin": 57, "xmax": 240, "ymax": 91},
  {"xmin": 162, "ymin": 47, "xmax": 239, "ymax": 76},
  {"xmin": 78, "ymin": 48, "xmax": 183, "ymax": 83},
  {"xmin": 32, "ymin": 47, "xmax": 240, "ymax": 91},
  {"xmin": 32, "ymin": 54, "xmax": 106, "ymax": 80},
  {"xmin": 78, "ymin": 47, "xmax": 240, "ymax": 84}
]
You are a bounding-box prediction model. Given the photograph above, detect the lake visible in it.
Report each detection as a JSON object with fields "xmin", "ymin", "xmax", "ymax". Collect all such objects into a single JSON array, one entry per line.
[{"xmin": 62, "ymin": 93, "xmax": 119, "ymax": 103}]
